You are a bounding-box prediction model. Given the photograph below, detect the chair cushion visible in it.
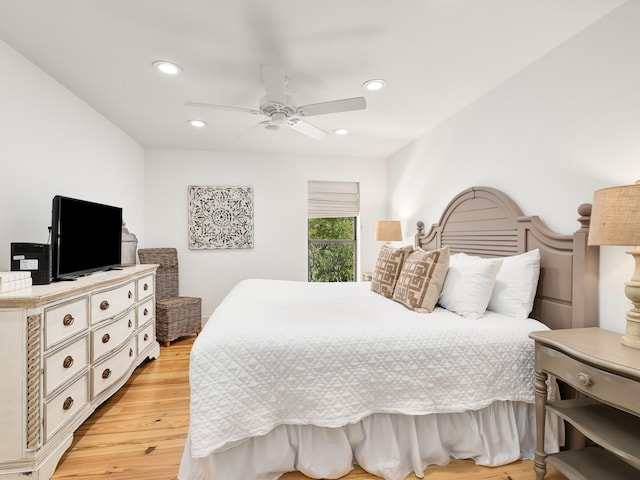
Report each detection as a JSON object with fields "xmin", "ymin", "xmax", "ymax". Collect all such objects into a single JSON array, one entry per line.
[{"xmin": 156, "ymin": 296, "xmax": 201, "ymax": 308}]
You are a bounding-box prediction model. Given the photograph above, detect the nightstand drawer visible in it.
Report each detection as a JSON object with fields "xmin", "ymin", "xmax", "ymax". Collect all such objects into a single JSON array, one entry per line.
[{"xmin": 537, "ymin": 344, "xmax": 640, "ymax": 418}]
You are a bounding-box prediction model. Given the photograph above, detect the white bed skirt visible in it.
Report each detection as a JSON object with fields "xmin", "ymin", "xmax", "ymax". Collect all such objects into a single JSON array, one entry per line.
[{"xmin": 178, "ymin": 400, "xmax": 562, "ymax": 480}]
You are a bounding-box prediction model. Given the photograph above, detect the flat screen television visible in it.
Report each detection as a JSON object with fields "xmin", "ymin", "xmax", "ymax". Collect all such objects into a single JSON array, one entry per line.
[{"xmin": 51, "ymin": 195, "xmax": 123, "ymax": 281}]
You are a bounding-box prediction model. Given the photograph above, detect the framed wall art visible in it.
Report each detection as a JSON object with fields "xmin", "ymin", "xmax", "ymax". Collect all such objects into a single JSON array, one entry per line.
[{"xmin": 188, "ymin": 186, "xmax": 254, "ymax": 249}]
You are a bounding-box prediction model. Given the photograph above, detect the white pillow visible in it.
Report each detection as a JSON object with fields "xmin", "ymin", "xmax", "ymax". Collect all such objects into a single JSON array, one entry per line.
[
  {"xmin": 439, "ymin": 253, "xmax": 503, "ymax": 319},
  {"xmin": 488, "ymin": 249, "xmax": 540, "ymax": 318}
]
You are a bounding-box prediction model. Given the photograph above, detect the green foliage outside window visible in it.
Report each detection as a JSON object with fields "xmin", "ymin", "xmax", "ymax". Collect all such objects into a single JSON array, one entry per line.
[{"xmin": 308, "ymin": 217, "xmax": 356, "ymax": 282}]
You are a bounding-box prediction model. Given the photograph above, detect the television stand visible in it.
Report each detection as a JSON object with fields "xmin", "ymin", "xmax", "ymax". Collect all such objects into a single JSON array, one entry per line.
[{"xmin": 0, "ymin": 265, "xmax": 160, "ymax": 480}]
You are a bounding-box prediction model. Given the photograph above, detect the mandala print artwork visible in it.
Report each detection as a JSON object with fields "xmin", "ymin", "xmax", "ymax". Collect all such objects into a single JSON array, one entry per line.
[{"xmin": 188, "ymin": 186, "xmax": 254, "ymax": 249}]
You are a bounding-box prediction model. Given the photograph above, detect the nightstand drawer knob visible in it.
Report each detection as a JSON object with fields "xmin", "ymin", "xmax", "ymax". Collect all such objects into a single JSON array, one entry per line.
[{"xmin": 577, "ymin": 372, "xmax": 592, "ymax": 386}]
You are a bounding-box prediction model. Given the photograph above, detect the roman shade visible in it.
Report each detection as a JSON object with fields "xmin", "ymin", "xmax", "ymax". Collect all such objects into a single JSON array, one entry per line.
[{"xmin": 308, "ymin": 181, "xmax": 360, "ymax": 218}]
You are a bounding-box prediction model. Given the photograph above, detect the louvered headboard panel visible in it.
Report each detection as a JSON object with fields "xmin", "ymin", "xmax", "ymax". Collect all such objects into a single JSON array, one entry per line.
[{"xmin": 415, "ymin": 186, "xmax": 599, "ymax": 330}]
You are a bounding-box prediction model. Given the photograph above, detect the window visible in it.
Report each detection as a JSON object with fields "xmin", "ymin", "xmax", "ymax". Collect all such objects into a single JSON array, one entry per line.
[
  {"xmin": 308, "ymin": 217, "xmax": 357, "ymax": 282},
  {"xmin": 307, "ymin": 181, "xmax": 359, "ymax": 282}
]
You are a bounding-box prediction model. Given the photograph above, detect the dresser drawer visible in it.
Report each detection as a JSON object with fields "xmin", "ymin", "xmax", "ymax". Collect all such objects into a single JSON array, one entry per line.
[
  {"xmin": 91, "ymin": 337, "xmax": 136, "ymax": 398},
  {"xmin": 137, "ymin": 298, "xmax": 154, "ymax": 327},
  {"xmin": 91, "ymin": 309, "xmax": 135, "ymax": 362},
  {"xmin": 91, "ymin": 281, "xmax": 135, "ymax": 324},
  {"xmin": 44, "ymin": 334, "xmax": 89, "ymax": 397},
  {"xmin": 537, "ymin": 344, "xmax": 640, "ymax": 414},
  {"xmin": 137, "ymin": 274, "xmax": 154, "ymax": 301},
  {"xmin": 44, "ymin": 297, "xmax": 89, "ymax": 349},
  {"xmin": 44, "ymin": 373, "xmax": 89, "ymax": 441},
  {"xmin": 137, "ymin": 321, "xmax": 155, "ymax": 354}
]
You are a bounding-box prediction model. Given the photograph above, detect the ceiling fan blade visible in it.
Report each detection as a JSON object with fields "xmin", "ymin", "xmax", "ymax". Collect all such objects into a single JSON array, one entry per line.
[
  {"xmin": 185, "ymin": 101, "xmax": 259, "ymax": 115},
  {"xmin": 261, "ymin": 64, "xmax": 286, "ymax": 105},
  {"xmin": 287, "ymin": 118, "xmax": 328, "ymax": 140},
  {"xmin": 297, "ymin": 97, "xmax": 366, "ymax": 117},
  {"xmin": 235, "ymin": 120, "xmax": 272, "ymax": 138}
]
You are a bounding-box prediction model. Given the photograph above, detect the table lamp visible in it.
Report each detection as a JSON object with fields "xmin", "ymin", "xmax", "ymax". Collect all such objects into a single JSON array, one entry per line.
[
  {"xmin": 588, "ymin": 182, "xmax": 640, "ymax": 348},
  {"xmin": 375, "ymin": 220, "xmax": 402, "ymax": 244}
]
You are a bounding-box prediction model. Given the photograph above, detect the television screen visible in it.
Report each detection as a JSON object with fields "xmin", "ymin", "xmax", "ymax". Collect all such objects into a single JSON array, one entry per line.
[{"xmin": 51, "ymin": 196, "xmax": 123, "ymax": 280}]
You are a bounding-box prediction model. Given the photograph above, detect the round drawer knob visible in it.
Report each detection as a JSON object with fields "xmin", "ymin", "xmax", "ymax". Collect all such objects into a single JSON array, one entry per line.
[
  {"xmin": 143, "ymin": 308, "xmax": 149, "ymax": 316},
  {"xmin": 143, "ymin": 333, "xmax": 149, "ymax": 342},
  {"xmin": 63, "ymin": 396, "xmax": 74, "ymax": 411},
  {"xmin": 63, "ymin": 314, "xmax": 74, "ymax": 326},
  {"xmin": 128, "ymin": 319, "xmax": 133, "ymax": 328},
  {"xmin": 128, "ymin": 290, "xmax": 133, "ymax": 299},
  {"xmin": 102, "ymin": 368, "xmax": 111, "ymax": 379},
  {"xmin": 63, "ymin": 355, "xmax": 74, "ymax": 369},
  {"xmin": 143, "ymin": 283, "xmax": 149, "ymax": 291},
  {"xmin": 577, "ymin": 372, "xmax": 592, "ymax": 387},
  {"xmin": 102, "ymin": 333, "xmax": 111, "ymax": 344},
  {"xmin": 129, "ymin": 348, "xmax": 134, "ymax": 357},
  {"xmin": 100, "ymin": 300, "xmax": 110, "ymax": 311}
]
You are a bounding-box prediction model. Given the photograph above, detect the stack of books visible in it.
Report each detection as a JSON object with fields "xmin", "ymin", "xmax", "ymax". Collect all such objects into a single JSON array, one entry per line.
[{"xmin": 0, "ymin": 271, "xmax": 33, "ymax": 293}]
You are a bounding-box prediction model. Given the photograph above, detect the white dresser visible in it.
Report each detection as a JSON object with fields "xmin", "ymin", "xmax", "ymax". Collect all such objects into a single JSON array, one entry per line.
[{"xmin": 0, "ymin": 264, "xmax": 160, "ymax": 479}]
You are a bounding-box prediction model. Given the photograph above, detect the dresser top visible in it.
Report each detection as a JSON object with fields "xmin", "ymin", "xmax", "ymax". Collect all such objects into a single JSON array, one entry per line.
[
  {"xmin": 0, "ymin": 264, "xmax": 157, "ymax": 308},
  {"xmin": 530, "ymin": 327, "xmax": 640, "ymax": 380}
]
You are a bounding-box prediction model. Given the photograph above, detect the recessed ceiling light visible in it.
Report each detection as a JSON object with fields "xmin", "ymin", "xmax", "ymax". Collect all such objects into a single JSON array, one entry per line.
[
  {"xmin": 333, "ymin": 128, "xmax": 349, "ymax": 135},
  {"xmin": 152, "ymin": 60, "xmax": 183, "ymax": 75},
  {"xmin": 362, "ymin": 79, "xmax": 386, "ymax": 91},
  {"xmin": 187, "ymin": 119, "xmax": 207, "ymax": 128}
]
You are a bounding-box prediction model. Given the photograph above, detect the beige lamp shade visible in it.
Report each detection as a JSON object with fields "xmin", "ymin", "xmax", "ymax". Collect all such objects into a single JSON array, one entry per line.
[
  {"xmin": 588, "ymin": 183, "xmax": 640, "ymax": 246},
  {"xmin": 588, "ymin": 182, "xmax": 640, "ymax": 350},
  {"xmin": 375, "ymin": 220, "xmax": 402, "ymax": 242}
]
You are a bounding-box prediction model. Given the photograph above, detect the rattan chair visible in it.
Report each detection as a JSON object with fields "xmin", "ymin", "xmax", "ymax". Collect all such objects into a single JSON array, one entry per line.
[{"xmin": 137, "ymin": 248, "xmax": 201, "ymax": 347}]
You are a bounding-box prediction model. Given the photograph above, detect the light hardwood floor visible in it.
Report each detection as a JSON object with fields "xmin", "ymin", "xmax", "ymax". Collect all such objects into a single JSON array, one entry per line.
[{"xmin": 52, "ymin": 336, "xmax": 568, "ymax": 480}]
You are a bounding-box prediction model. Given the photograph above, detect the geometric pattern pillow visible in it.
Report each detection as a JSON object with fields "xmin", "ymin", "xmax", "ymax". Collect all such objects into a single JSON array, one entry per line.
[
  {"xmin": 392, "ymin": 245, "xmax": 450, "ymax": 313},
  {"xmin": 371, "ymin": 245, "xmax": 413, "ymax": 298}
]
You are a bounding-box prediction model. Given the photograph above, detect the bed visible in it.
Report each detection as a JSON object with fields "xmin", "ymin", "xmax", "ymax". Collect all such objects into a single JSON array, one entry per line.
[{"xmin": 178, "ymin": 186, "xmax": 599, "ymax": 480}]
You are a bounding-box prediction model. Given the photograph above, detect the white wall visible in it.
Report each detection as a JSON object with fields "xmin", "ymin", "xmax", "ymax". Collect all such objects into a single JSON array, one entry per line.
[
  {"xmin": 387, "ymin": 1, "xmax": 640, "ymax": 334},
  {"xmin": 0, "ymin": 39, "xmax": 145, "ymax": 273},
  {"xmin": 143, "ymin": 149, "xmax": 387, "ymax": 317}
]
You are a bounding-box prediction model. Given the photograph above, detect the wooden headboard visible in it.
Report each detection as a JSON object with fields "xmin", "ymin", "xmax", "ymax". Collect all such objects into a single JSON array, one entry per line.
[{"xmin": 415, "ymin": 186, "xmax": 599, "ymax": 330}]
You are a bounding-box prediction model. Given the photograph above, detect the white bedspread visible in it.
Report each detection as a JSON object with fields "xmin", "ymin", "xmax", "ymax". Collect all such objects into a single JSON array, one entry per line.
[{"xmin": 188, "ymin": 279, "xmax": 548, "ymax": 459}]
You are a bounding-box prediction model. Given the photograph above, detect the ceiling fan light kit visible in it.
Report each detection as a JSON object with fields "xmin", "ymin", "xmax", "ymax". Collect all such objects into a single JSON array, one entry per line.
[{"xmin": 185, "ymin": 64, "xmax": 367, "ymax": 140}]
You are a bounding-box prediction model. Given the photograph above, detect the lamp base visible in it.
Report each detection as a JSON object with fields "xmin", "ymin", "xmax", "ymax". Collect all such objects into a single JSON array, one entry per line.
[
  {"xmin": 621, "ymin": 326, "xmax": 640, "ymax": 349},
  {"xmin": 621, "ymin": 250, "xmax": 640, "ymax": 349}
]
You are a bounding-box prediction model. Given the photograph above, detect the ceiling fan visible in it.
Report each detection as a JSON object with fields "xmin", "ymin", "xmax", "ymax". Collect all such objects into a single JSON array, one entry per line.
[{"xmin": 185, "ymin": 65, "xmax": 366, "ymax": 139}]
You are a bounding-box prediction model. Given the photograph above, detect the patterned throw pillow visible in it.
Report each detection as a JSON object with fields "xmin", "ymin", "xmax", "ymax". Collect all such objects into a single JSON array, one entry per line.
[
  {"xmin": 371, "ymin": 245, "xmax": 413, "ymax": 298},
  {"xmin": 393, "ymin": 246, "xmax": 450, "ymax": 313}
]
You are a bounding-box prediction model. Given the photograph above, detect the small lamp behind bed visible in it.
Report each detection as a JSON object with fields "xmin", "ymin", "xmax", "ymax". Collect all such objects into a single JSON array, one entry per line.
[
  {"xmin": 588, "ymin": 181, "xmax": 640, "ymax": 349},
  {"xmin": 375, "ymin": 220, "xmax": 402, "ymax": 244}
]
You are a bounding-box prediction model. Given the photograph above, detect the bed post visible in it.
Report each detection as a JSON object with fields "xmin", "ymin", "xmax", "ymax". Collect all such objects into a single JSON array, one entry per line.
[{"xmin": 571, "ymin": 203, "xmax": 599, "ymax": 328}]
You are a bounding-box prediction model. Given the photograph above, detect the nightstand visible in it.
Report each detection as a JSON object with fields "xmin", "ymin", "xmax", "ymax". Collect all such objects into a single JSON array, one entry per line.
[{"xmin": 529, "ymin": 327, "xmax": 640, "ymax": 480}]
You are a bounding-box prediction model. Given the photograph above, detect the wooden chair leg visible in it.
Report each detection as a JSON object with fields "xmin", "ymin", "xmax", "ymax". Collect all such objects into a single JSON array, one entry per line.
[{"xmin": 164, "ymin": 341, "xmax": 170, "ymax": 347}]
